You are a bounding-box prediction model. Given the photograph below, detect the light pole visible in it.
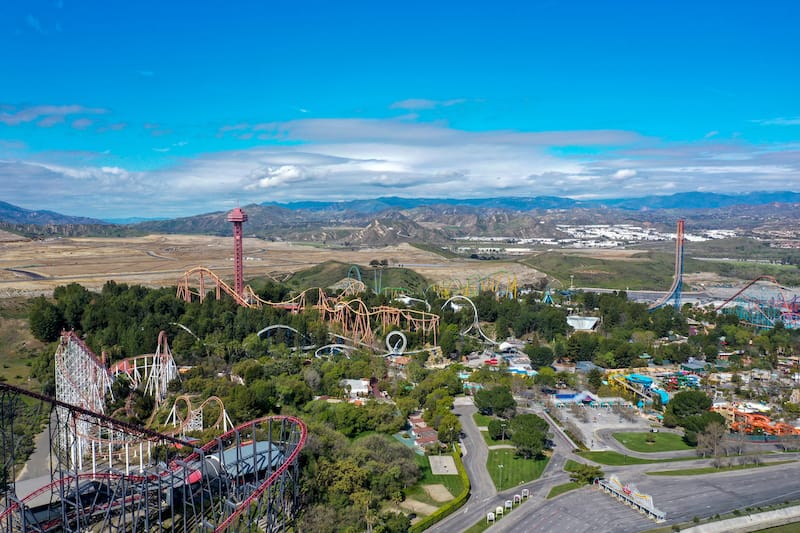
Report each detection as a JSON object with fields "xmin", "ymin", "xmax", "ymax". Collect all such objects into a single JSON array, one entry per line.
[
  {"xmin": 498, "ymin": 463, "xmax": 504, "ymax": 491},
  {"xmin": 501, "ymin": 422, "xmax": 507, "ymax": 442}
]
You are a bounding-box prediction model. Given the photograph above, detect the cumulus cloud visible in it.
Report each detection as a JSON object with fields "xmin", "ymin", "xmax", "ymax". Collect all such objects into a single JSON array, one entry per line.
[
  {"xmin": 612, "ymin": 169, "xmax": 637, "ymax": 179},
  {"xmin": 3, "ymin": 115, "xmax": 800, "ymax": 218}
]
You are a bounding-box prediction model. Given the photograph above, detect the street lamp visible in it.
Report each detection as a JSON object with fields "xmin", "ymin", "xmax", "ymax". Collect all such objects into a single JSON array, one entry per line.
[
  {"xmin": 501, "ymin": 422, "xmax": 507, "ymax": 442},
  {"xmin": 498, "ymin": 463, "xmax": 504, "ymax": 491}
]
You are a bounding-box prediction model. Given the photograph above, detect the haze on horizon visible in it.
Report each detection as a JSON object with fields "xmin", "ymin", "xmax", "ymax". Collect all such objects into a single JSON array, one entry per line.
[{"xmin": 1, "ymin": 0, "xmax": 798, "ymax": 219}]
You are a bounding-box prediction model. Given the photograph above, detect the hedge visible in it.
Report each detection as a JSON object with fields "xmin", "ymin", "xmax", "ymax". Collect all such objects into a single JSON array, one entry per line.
[{"xmin": 409, "ymin": 446, "xmax": 471, "ymax": 532}]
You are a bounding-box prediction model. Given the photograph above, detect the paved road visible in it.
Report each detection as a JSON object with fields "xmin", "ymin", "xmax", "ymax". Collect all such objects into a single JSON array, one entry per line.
[
  {"xmin": 430, "ymin": 400, "xmax": 580, "ymax": 532},
  {"xmin": 429, "ymin": 399, "xmax": 497, "ymax": 533},
  {"xmin": 422, "ymin": 398, "xmax": 800, "ymax": 532},
  {"xmin": 491, "ymin": 453, "xmax": 800, "ymax": 532}
]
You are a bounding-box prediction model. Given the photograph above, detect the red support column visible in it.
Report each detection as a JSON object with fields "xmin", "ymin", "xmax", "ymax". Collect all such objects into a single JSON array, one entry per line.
[{"xmin": 227, "ymin": 207, "xmax": 248, "ymax": 296}]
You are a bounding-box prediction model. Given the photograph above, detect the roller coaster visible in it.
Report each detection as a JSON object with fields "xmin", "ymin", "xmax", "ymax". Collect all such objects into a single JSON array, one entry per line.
[
  {"xmin": 178, "ymin": 270, "xmax": 440, "ymax": 346},
  {"xmin": 442, "ymin": 295, "xmax": 498, "ymax": 345},
  {"xmin": 716, "ymin": 275, "xmax": 800, "ymax": 330},
  {"xmin": 0, "ymin": 332, "xmax": 306, "ymax": 532},
  {"xmin": 649, "ymin": 219, "xmax": 685, "ymax": 311}
]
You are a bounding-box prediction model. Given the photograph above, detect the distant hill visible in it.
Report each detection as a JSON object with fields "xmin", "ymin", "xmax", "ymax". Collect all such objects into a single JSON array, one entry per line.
[
  {"xmin": 4, "ymin": 190, "xmax": 800, "ymax": 247},
  {"xmin": 0, "ymin": 201, "xmax": 107, "ymax": 225},
  {"xmin": 263, "ymin": 191, "xmax": 800, "ymax": 213}
]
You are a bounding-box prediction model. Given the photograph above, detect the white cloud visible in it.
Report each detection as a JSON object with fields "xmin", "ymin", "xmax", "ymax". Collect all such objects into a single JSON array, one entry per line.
[
  {"xmin": 390, "ymin": 98, "xmax": 469, "ymax": 110},
  {"xmin": 612, "ymin": 169, "xmax": 637, "ymax": 179},
  {"xmin": 2, "ymin": 115, "xmax": 800, "ymax": 218},
  {"xmin": 71, "ymin": 118, "xmax": 93, "ymax": 130},
  {"xmin": 752, "ymin": 117, "xmax": 800, "ymax": 126},
  {"xmin": 704, "ymin": 130, "xmax": 719, "ymax": 139},
  {"xmin": 0, "ymin": 104, "xmax": 108, "ymax": 126}
]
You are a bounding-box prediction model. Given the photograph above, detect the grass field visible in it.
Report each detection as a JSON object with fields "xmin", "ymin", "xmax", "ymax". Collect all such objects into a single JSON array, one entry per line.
[
  {"xmin": 646, "ymin": 460, "xmax": 795, "ymax": 476},
  {"xmin": 0, "ymin": 301, "xmax": 44, "ymax": 386},
  {"xmin": 487, "ymin": 449, "xmax": 548, "ymax": 491},
  {"xmin": 547, "ymin": 481, "xmax": 582, "ymax": 499},
  {"xmin": 613, "ymin": 431, "xmax": 693, "ymax": 453},
  {"xmin": 472, "ymin": 412, "xmax": 496, "ymax": 427},
  {"xmin": 284, "ymin": 260, "xmax": 430, "ymax": 293},
  {"xmin": 520, "ymin": 250, "xmax": 676, "ymax": 290},
  {"xmin": 577, "ymin": 450, "xmax": 695, "ymax": 466},
  {"xmin": 404, "ymin": 453, "xmax": 464, "ymax": 507}
]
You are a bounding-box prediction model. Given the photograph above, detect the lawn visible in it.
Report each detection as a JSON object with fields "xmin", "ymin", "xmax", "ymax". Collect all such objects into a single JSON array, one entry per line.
[
  {"xmin": 481, "ymin": 431, "xmax": 512, "ymax": 447},
  {"xmin": 472, "ymin": 412, "xmax": 496, "ymax": 428},
  {"xmin": 646, "ymin": 460, "xmax": 795, "ymax": 476},
  {"xmin": 0, "ymin": 315, "xmax": 43, "ymax": 386},
  {"xmin": 404, "ymin": 453, "xmax": 465, "ymax": 507},
  {"xmin": 486, "ymin": 449, "xmax": 548, "ymax": 491},
  {"xmin": 547, "ymin": 481, "xmax": 582, "ymax": 499},
  {"xmin": 577, "ymin": 450, "xmax": 695, "ymax": 466},
  {"xmin": 613, "ymin": 431, "xmax": 693, "ymax": 453}
]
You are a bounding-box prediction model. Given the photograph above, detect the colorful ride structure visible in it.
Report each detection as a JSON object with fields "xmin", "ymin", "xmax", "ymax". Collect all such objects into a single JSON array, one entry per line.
[
  {"xmin": 609, "ymin": 373, "xmax": 670, "ymax": 405},
  {"xmin": 442, "ymin": 295, "xmax": 498, "ymax": 345},
  {"xmin": 166, "ymin": 395, "xmax": 234, "ymax": 437},
  {"xmin": 649, "ymin": 219, "xmax": 685, "ymax": 311},
  {"xmin": 597, "ymin": 475, "xmax": 665, "ymax": 522},
  {"xmin": 428, "ymin": 272, "xmax": 518, "ymax": 300},
  {"xmin": 712, "ymin": 403, "xmax": 800, "ymax": 436},
  {"xmin": 716, "ymin": 275, "xmax": 800, "ymax": 330},
  {"xmin": 1, "ymin": 331, "xmax": 307, "ymax": 532},
  {"xmin": 109, "ymin": 330, "xmax": 179, "ymax": 408}
]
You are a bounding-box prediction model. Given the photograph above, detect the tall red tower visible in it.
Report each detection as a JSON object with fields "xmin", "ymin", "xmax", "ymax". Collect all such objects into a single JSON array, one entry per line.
[{"xmin": 227, "ymin": 207, "xmax": 248, "ymax": 296}]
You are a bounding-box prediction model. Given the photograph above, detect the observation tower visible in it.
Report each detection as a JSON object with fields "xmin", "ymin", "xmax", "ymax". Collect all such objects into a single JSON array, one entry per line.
[{"xmin": 227, "ymin": 206, "xmax": 248, "ymax": 296}]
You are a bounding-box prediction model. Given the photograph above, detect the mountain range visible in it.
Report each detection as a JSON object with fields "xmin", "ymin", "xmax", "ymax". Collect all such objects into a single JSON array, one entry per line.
[{"xmin": 2, "ymin": 191, "xmax": 800, "ymax": 246}]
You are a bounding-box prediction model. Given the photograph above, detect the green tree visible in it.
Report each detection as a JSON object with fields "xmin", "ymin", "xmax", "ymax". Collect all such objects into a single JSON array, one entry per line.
[
  {"xmin": 525, "ymin": 344, "xmax": 554, "ymax": 367},
  {"xmin": 28, "ymin": 296, "xmax": 64, "ymax": 342},
  {"xmin": 587, "ymin": 368, "xmax": 604, "ymax": 393},
  {"xmin": 437, "ymin": 412, "xmax": 462, "ymax": 444},
  {"xmin": 509, "ymin": 413, "xmax": 549, "ymax": 458},
  {"xmin": 474, "ymin": 385, "xmax": 516, "ymax": 417},
  {"xmin": 488, "ymin": 419, "xmax": 509, "ymax": 441},
  {"xmin": 569, "ymin": 463, "xmax": 604, "ymax": 485},
  {"xmin": 534, "ymin": 366, "xmax": 557, "ymax": 387}
]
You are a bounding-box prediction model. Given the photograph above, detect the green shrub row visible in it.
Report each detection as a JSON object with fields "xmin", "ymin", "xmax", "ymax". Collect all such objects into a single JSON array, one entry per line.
[{"xmin": 409, "ymin": 447, "xmax": 471, "ymax": 533}]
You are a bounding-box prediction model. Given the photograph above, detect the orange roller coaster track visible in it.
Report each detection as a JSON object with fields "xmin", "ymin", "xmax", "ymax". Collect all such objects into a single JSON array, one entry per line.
[{"xmin": 178, "ymin": 268, "xmax": 441, "ymax": 346}]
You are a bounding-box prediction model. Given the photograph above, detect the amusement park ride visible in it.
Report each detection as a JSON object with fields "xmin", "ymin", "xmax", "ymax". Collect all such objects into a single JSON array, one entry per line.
[
  {"xmin": 716, "ymin": 275, "xmax": 800, "ymax": 330},
  {"xmin": 649, "ymin": 219, "xmax": 685, "ymax": 311},
  {"xmin": 712, "ymin": 403, "xmax": 800, "ymax": 437},
  {"xmin": 1, "ymin": 331, "xmax": 307, "ymax": 532}
]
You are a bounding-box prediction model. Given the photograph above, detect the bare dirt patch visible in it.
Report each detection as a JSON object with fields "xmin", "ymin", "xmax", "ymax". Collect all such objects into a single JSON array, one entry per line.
[
  {"xmin": 423, "ymin": 484, "xmax": 453, "ymax": 502},
  {"xmin": 399, "ymin": 498, "xmax": 438, "ymax": 516},
  {"xmin": 0, "ymin": 236, "xmax": 546, "ymax": 297}
]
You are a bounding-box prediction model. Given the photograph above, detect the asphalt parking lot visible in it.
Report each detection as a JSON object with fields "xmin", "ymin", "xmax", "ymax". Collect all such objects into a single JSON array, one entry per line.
[{"xmin": 550, "ymin": 402, "xmax": 651, "ymax": 449}]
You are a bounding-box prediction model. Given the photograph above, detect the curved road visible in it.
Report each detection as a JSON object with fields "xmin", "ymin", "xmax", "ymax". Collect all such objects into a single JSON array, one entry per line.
[
  {"xmin": 428, "ymin": 398, "xmax": 497, "ymax": 533},
  {"xmin": 427, "ymin": 398, "xmax": 800, "ymax": 533}
]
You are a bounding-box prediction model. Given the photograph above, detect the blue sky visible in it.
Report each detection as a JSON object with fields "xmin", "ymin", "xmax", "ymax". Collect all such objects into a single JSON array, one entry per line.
[{"xmin": 1, "ymin": 0, "xmax": 798, "ymax": 219}]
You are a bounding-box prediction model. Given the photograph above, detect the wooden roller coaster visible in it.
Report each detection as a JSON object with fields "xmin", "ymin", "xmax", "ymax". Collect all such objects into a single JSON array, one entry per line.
[{"xmin": 177, "ymin": 267, "xmax": 440, "ymax": 345}]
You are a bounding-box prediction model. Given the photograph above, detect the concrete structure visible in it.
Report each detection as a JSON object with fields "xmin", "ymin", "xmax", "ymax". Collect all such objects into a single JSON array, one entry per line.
[
  {"xmin": 567, "ymin": 316, "xmax": 600, "ymax": 331},
  {"xmin": 340, "ymin": 378, "xmax": 370, "ymax": 399},
  {"xmin": 227, "ymin": 206, "xmax": 248, "ymax": 296}
]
